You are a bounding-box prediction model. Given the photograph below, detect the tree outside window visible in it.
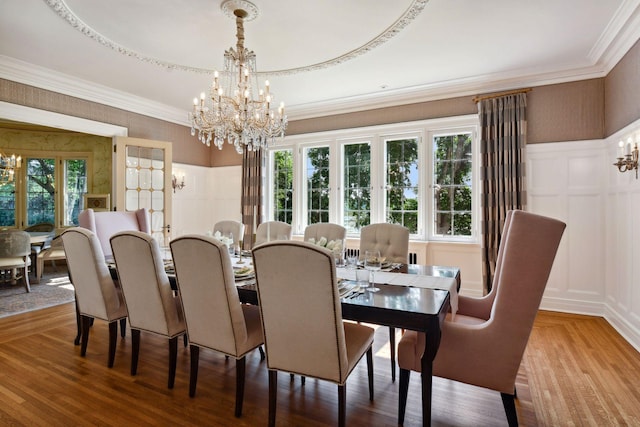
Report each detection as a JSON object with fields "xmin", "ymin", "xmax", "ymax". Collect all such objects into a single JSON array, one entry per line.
[
  {"xmin": 343, "ymin": 142, "xmax": 371, "ymax": 232},
  {"xmin": 305, "ymin": 146, "xmax": 330, "ymax": 224},
  {"xmin": 272, "ymin": 150, "xmax": 293, "ymax": 224},
  {"xmin": 386, "ymin": 138, "xmax": 419, "ymax": 233}
]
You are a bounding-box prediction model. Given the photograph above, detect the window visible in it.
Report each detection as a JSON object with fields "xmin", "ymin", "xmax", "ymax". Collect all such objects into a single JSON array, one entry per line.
[
  {"xmin": 0, "ymin": 180, "xmax": 17, "ymax": 227},
  {"xmin": 267, "ymin": 115, "xmax": 477, "ymax": 241}
]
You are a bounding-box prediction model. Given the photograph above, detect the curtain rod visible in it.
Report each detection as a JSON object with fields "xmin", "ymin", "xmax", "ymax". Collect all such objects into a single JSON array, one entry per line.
[{"xmin": 472, "ymin": 88, "xmax": 532, "ymax": 103}]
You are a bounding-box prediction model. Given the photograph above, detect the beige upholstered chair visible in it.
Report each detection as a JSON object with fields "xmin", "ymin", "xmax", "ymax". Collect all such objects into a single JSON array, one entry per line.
[
  {"xmin": 170, "ymin": 235, "xmax": 264, "ymax": 417},
  {"xmin": 254, "ymin": 221, "xmax": 292, "ymax": 246},
  {"xmin": 78, "ymin": 208, "xmax": 151, "ymax": 259},
  {"xmin": 252, "ymin": 241, "xmax": 375, "ymax": 427},
  {"xmin": 213, "ymin": 220, "xmax": 245, "ymax": 247},
  {"xmin": 109, "ymin": 231, "xmax": 186, "ymax": 389},
  {"xmin": 36, "ymin": 235, "xmax": 66, "ymax": 283},
  {"xmin": 397, "ymin": 210, "xmax": 566, "ymax": 426},
  {"xmin": 61, "ymin": 227, "xmax": 128, "ymax": 368},
  {"xmin": 359, "ymin": 222, "xmax": 410, "ymax": 382},
  {"xmin": 303, "ymin": 223, "xmax": 346, "ymax": 243},
  {"xmin": 0, "ymin": 230, "xmax": 32, "ymax": 292}
]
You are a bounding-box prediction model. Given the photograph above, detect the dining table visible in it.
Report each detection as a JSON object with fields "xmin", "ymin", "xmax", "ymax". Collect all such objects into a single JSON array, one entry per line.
[{"xmin": 101, "ymin": 251, "xmax": 459, "ymax": 427}]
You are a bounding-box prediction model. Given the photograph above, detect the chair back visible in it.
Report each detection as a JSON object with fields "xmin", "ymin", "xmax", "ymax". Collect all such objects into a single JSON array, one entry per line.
[
  {"xmin": 110, "ymin": 231, "xmax": 184, "ymax": 338},
  {"xmin": 303, "ymin": 223, "xmax": 346, "ymax": 244},
  {"xmin": 252, "ymin": 241, "xmax": 348, "ymax": 383},
  {"xmin": 170, "ymin": 235, "xmax": 249, "ymax": 355},
  {"xmin": 0, "ymin": 230, "xmax": 31, "ymax": 259},
  {"xmin": 254, "ymin": 221, "xmax": 292, "ymax": 246},
  {"xmin": 79, "ymin": 208, "xmax": 151, "ymax": 258},
  {"xmin": 359, "ymin": 223, "xmax": 409, "ymax": 263},
  {"xmin": 24, "ymin": 223, "xmax": 55, "ymax": 232},
  {"xmin": 61, "ymin": 227, "xmax": 126, "ymax": 321},
  {"xmin": 213, "ymin": 220, "xmax": 245, "ymax": 246}
]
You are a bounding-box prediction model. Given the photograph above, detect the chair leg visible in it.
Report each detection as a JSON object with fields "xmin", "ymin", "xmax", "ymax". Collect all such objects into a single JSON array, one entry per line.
[
  {"xmin": 338, "ymin": 384, "xmax": 346, "ymax": 427},
  {"xmin": 501, "ymin": 392, "xmax": 519, "ymax": 427},
  {"xmin": 119, "ymin": 318, "xmax": 127, "ymax": 338},
  {"xmin": 168, "ymin": 336, "xmax": 178, "ymax": 389},
  {"xmin": 108, "ymin": 321, "xmax": 118, "ymax": 368},
  {"xmin": 235, "ymin": 356, "xmax": 246, "ymax": 417},
  {"xmin": 366, "ymin": 346, "xmax": 374, "ymax": 401},
  {"xmin": 268, "ymin": 370, "xmax": 277, "ymax": 427},
  {"xmin": 189, "ymin": 345, "xmax": 200, "ymax": 397},
  {"xmin": 398, "ymin": 368, "xmax": 411, "ymax": 425},
  {"xmin": 80, "ymin": 315, "xmax": 92, "ymax": 357},
  {"xmin": 258, "ymin": 345, "xmax": 265, "ymax": 360},
  {"xmin": 389, "ymin": 326, "xmax": 396, "ymax": 382},
  {"xmin": 74, "ymin": 298, "xmax": 82, "ymax": 345},
  {"xmin": 131, "ymin": 329, "xmax": 141, "ymax": 375},
  {"xmin": 183, "ymin": 333, "xmax": 188, "ymax": 347},
  {"xmin": 22, "ymin": 266, "xmax": 31, "ymax": 293}
]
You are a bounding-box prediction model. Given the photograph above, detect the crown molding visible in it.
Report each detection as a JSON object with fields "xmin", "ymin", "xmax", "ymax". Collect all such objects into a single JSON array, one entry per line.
[{"xmin": 589, "ymin": 0, "xmax": 640, "ymax": 67}]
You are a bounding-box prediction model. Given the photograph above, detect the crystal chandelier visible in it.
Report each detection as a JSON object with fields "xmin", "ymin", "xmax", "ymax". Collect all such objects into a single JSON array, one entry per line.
[
  {"xmin": 190, "ymin": 0, "xmax": 287, "ymax": 154},
  {"xmin": 0, "ymin": 152, "xmax": 21, "ymax": 184}
]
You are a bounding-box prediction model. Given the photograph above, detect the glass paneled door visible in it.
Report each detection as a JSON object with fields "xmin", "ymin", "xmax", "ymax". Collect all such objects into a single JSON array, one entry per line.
[{"xmin": 114, "ymin": 137, "xmax": 172, "ymax": 246}]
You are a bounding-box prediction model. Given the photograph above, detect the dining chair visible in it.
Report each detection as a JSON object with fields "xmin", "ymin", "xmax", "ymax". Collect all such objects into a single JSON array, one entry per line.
[
  {"xmin": 0, "ymin": 230, "xmax": 32, "ymax": 292},
  {"xmin": 170, "ymin": 234, "xmax": 264, "ymax": 417},
  {"xmin": 397, "ymin": 210, "xmax": 566, "ymax": 426},
  {"xmin": 303, "ymin": 222, "xmax": 346, "ymax": 243},
  {"xmin": 252, "ymin": 241, "xmax": 375, "ymax": 427},
  {"xmin": 254, "ymin": 221, "xmax": 292, "ymax": 246},
  {"xmin": 78, "ymin": 208, "xmax": 150, "ymax": 259},
  {"xmin": 36, "ymin": 235, "xmax": 66, "ymax": 283},
  {"xmin": 213, "ymin": 220, "xmax": 245, "ymax": 247},
  {"xmin": 359, "ymin": 222, "xmax": 410, "ymax": 382},
  {"xmin": 109, "ymin": 231, "xmax": 187, "ymax": 389},
  {"xmin": 60, "ymin": 227, "xmax": 128, "ymax": 368}
]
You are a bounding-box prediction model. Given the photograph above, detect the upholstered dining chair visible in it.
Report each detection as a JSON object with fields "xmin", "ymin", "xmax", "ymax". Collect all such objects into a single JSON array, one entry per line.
[
  {"xmin": 61, "ymin": 227, "xmax": 128, "ymax": 368},
  {"xmin": 252, "ymin": 241, "xmax": 375, "ymax": 427},
  {"xmin": 36, "ymin": 235, "xmax": 66, "ymax": 283},
  {"xmin": 397, "ymin": 210, "xmax": 566, "ymax": 426},
  {"xmin": 213, "ymin": 220, "xmax": 245, "ymax": 247},
  {"xmin": 170, "ymin": 234, "xmax": 264, "ymax": 417},
  {"xmin": 79, "ymin": 208, "xmax": 150, "ymax": 259},
  {"xmin": 359, "ymin": 222, "xmax": 410, "ymax": 382},
  {"xmin": 303, "ymin": 222, "xmax": 347, "ymax": 243},
  {"xmin": 0, "ymin": 230, "xmax": 32, "ymax": 292},
  {"xmin": 109, "ymin": 231, "xmax": 186, "ymax": 389},
  {"xmin": 254, "ymin": 221, "xmax": 292, "ymax": 246}
]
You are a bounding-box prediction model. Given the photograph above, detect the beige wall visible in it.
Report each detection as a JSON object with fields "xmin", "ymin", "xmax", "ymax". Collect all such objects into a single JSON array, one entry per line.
[{"xmin": 605, "ymin": 39, "xmax": 640, "ymax": 137}]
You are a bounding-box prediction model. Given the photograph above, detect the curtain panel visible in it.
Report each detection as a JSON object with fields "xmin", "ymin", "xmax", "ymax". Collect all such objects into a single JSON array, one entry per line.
[
  {"xmin": 241, "ymin": 148, "xmax": 263, "ymax": 249},
  {"xmin": 479, "ymin": 92, "xmax": 527, "ymax": 293}
]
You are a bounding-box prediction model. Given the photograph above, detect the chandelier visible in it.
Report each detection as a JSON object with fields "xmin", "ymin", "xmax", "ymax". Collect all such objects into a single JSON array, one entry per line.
[
  {"xmin": 0, "ymin": 152, "xmax": 21, "ymax": 184},
  {"xmin": 189, "ymin": 0, "xmax": 288, "ymax": 154}
]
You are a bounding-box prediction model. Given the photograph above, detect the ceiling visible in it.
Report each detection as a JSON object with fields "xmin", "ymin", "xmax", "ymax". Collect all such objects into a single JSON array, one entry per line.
[{"xmin": 1, "ymin": 0, "xmax": 640, "ymax": 125}]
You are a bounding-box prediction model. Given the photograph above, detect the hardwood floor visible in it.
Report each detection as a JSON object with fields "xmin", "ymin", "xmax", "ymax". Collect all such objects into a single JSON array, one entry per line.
[{"xmin": 0, "ymin": 303, "xmax": 638, "ymax": 426}]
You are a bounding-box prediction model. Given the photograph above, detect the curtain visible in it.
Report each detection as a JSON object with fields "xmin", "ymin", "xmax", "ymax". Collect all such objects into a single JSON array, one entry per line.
[
  {"xmin": 479, "ymin": 92, "xmax": 527, "ymax": 293},
  {"xmin": 241, "ymin": 148, "xmax": 263, "ymax": 249}
]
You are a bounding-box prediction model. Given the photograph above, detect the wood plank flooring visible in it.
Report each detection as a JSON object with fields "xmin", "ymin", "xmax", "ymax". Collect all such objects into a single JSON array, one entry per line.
[{"xmin": 0, "ymin": 303, "xmax": 638, "ymax": 426}]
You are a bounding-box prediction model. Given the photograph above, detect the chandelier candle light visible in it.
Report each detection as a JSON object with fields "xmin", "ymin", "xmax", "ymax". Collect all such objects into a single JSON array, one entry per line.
[
  {"xmin": 0, "ymin": 153, "xmax": 21, "ymax": 184},
  {"xmin": 190, "ymin": 0, "xmax": 287, "ymax": 153},
  {"xmin": 614, "ymin": 136, "xmax": 639, "ymax": 179}
]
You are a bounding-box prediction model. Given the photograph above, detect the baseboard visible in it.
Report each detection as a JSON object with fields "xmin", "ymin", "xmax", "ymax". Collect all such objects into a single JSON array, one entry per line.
[
  {"xmin": 539, "ymin": 296, "xmax": 604, "ymax": 316},
  {"xmin": 603, "ymin": 304, "xmax": 640, "ymax": 353}
]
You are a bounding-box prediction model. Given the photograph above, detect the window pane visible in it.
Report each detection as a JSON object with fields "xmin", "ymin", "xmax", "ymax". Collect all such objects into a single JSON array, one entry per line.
[
  {"xmin": 343, "ymin": 142, "xmax": 370, "ymax": 233},
  {"xmin": 0, "ymin": 181, "xmax": 17, "ymax": 227},
  {"xmin": 63, "ymin": 159, "xmax": 87, "ymax": 226},
  {"xmin": 305, "ymin": 146, "xmax": 330, "ymax": 225},
  {"xmin": 386, "ymin": 138, "xmax": 419, "ymax": 233},
  {"xmin": 433, "ymin": 133, "xmax": 472, "ymax": 237},
  {"xmin": 26, "ymin": 158, "xmax": 55, "ymax": 226}
]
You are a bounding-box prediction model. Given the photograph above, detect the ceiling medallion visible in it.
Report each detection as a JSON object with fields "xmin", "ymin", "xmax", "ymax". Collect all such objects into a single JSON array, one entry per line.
[{"xmin": 43, "ymin": 0, "xmax": 429, "ymax": 76}]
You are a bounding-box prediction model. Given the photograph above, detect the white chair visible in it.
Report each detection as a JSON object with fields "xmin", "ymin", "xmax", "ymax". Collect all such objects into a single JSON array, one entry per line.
[
  {"xmin": 109, "ymin": 231, "xmax": 186, "ymax": 389},
  {"xmin": 170, "ymin": 234, "xmax": 264, "ymax": 417},
  {"xmin": 303, "ymin": 223, "xmax": 346, "ymax": 243},
  {"xmin": 0, "ymin": 230, "xmax": 32, "ymax": 293},
  {"xmin": 254, "ymin": 221, "xmax": 292, "ymax": 246},
  {"xmin": 78, "ymin": 208, "xmax": 150, "ymax": 259},
  {"xmin": 61, "ymin": 227, "xmax": 128, "ymax": 368},
  {"xmin": 252, "ymin": 241, "xmax": 374, "ymax": 427},
  {"xmin": 359, "ymin": 222, "xmax": 410, "ymax": 382},
  {"xmin": 213, "ymin": 220, "xmax": 245, "ymax": 247}
]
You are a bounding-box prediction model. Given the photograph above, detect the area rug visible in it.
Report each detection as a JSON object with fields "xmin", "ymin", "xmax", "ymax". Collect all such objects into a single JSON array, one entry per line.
[{"xmin": 0, "ymin": 267, "xmax": 74, "ymax": 318}]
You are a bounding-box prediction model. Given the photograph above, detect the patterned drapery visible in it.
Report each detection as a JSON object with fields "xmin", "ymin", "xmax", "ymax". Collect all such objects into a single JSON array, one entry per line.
[
  {"xmin": 479, "ymin": 92, "xmax": 527, "ymax": 293},
  {"xmin": 241, "ymin": 148, "xmax": 263, "ymax": 249}
]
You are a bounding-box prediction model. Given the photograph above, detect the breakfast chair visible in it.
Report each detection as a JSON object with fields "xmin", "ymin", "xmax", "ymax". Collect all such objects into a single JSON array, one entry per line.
[
  {"xmin": 170, "ymin": 235, "xmax": 264, "ymax": 417},
  {"xmin": 79, "ymin": 208, "xmax": 150, "ymax": 259},
  {"xmin": 252, "ymin": 241, "xmax": 375, "ymax": 427},
  {"xmin": 0, "ymin": 230, "xmax": 32, "ymax": 292},
  {"xmin": 254, "ymin": 220, "xmax": 292, "ymax": 246},
  {"xmin": 109, "ymin": 231, "xmax": 187, "ymax": 389},
  {"xmin": 213, "ymin": 220, "xmax": 245, "ymax": 247},
  {"xmin": 397, "ymin": 210, "xmax": 566, "ymax": 426},
  {"xmin": 359, "ymin": 222, "xmax": 410, "ymax": 382},
  {"xmin": 61, "ymin": 227, "xmax": 128, "ymax": 368},
  {"xmin": 36, "ymin": 235, "xmax": 67, "ymax": 283}
]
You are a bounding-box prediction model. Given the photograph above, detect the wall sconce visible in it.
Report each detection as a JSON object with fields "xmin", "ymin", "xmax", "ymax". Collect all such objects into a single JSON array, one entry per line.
[
  {"xmin": 614, "ymin": 137, "xmax": 639, "ymax": 179},
  {"xmin": 172, "ymin": 174, "xmax": 186, "ymax": 193}
]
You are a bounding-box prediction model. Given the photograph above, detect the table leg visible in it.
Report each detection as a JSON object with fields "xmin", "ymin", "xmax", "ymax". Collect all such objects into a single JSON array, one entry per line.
[{"xmin": 420, "ymin": 321, "xmax": 442, "ymax": 427}]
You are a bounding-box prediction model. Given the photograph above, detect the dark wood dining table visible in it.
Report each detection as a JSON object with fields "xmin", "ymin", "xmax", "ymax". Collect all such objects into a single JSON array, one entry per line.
[{"xmin": 100, "ymin": 259, "xmax": 458, "ymax": 427}]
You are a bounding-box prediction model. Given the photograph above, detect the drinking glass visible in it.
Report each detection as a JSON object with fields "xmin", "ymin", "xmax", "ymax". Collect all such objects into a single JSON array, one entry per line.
[{"xmin": 364, "ymin": 250, "xmax": 382, "ymax": 292}]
